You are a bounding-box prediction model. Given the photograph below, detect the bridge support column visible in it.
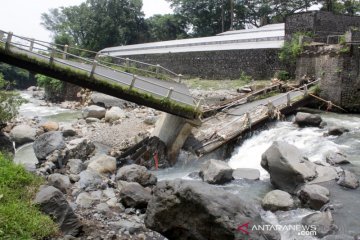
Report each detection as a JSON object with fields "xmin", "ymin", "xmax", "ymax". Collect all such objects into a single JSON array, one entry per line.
[{"xmin": 152, "ymin": 113, "xmax": 200, "ymax": 165}]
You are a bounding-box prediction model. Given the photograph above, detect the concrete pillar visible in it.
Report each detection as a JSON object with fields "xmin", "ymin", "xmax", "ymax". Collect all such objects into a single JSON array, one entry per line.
[{"xmin": 152, "ymin": 113, "xmax": 200, "ymax": 165}]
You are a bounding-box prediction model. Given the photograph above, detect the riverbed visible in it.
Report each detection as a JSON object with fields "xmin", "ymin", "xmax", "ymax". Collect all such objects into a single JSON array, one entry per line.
[{"xmin": 13, "ymin": 91, "xmax": 360, "ymax": 239}]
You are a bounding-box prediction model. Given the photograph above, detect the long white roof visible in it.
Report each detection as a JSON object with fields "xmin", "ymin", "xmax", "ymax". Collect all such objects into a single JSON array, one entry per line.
[{"xmin": 100, "ymin": 23, "xmax": 285, "ymax": 56}]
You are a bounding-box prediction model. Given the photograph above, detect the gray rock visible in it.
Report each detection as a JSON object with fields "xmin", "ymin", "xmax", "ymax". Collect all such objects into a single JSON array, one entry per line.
[
  {"xmin": 67, "ymin": 159, "xmax": 84, "ymax": 175},
  {"xmin": 119, "ymin": 182, "xmax": 152, "ymax": 209},
  {"xmin": 88, "ymin": 154, "xmax": 117, "ymax": 175},
  {"xmin": 301, "ymin": 211, "xmax": 338, "ymax": 238},
  {"xmin": 310, "ymin": 165, "xmax": 338, "ymax": 184},
  {"xmin": 76, "ymin": 192, "xmax": 95, "ymax": 208},
  {"xmin": 144, "ymin": 116, "xmax": 158, "ymax": 125},
  {"xmin": 85, "ymin": 117, "xmax": 100, "ymax": 123},
  {"xmin": 337, "ymin": 170, "xmax": 359, "ymax": 189},
  {"xmin": 82, "ymin": 105, "xmax": 106, "ymax": 119},
  {"xmin": 66, "ymin": 138, "xmax": 95, "ymax": 160},
  {"xmin": 294, "ymin": 112, "xmax": 323, "ymax": 127},
  {"xmin": 34, "ymin": 185, "xmax": 82, "ymax": 236},
  {"xmin": 48, "ymin": 173, "xmax": 71, "ymax": 193},
  {"xmin": 61, "ymin": 124, "xmax": 77, "ymax": 137},
  {"xmin": 78, "ymin": 170, "xmax": 103, "ymax": 190},
  {"xmin": 261, "ymin": 141, "xmax": 317, "ymax": 193},
  {"xmin": 199, "ymin": 159, "xmax": 233, "ymax": 184},
  {"xmin": 117, "ymin": 219, "xmax": 142, "ymax": 234},
  {"xmin": 33, "ymin": 131, "xmax": 66, "ymax": 161},
  {"xmin": 232, "ymin": 168, "xmax": 260, "ymax": 180},
  {"xmin": 10, "ymin": 124, "xmax": 36, "ymax": 146},
  {"xmin": 297, "ymin": 184, "xmax": 330, "ymax": 210},
  {"xmin": 261, "ymin": 190, "xmax": 294, "ymax": 211},
  {"xmin": 116, "ymin": 164, "xmax": 157, "ymax": 187},
  {"xmin": 96, "ymin": 203, "xmax": 110, "ymax": 214},
  {"xmin": 327, "ymin": 126, "xmax": 349, "ymax": 136},
  {"xmin": 326, "ymin": 152, "xmax": 350, "ymax": 165},
  {"xmin": 90, "ymin": 92, "xmax": 134, "ymax": 108},
  {"xmin": 145, "ymin": 179, "xmax": 280, "ymax": 240},
  {"xmin": 105, "ymin": 106, "xmax": 125, "ymax": 123}
]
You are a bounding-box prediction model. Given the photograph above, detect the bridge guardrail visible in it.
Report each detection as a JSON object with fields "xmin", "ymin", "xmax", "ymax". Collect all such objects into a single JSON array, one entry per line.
[{"xmin": 0, "ymin": 30, "xmax": 201, "ymax": 110}]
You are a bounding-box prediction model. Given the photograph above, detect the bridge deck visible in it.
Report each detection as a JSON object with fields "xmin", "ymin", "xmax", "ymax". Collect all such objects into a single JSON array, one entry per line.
[{"xmin": 0, "ymin": 32, "xmax": 199, "ymax": 119}]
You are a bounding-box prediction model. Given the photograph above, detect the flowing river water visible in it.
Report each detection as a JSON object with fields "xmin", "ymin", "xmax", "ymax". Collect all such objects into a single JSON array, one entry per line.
[{"xmin": 14, "ymin": 91, "xmax": 360, "ymax": 239}]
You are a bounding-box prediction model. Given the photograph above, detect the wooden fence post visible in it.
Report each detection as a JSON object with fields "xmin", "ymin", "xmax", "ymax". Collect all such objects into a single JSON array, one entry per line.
[
  {"xmin": 63, "ymin": 45, "xmax": 68, "ymax": 60},
  {"xmin": 166, "ymin": 87, "xmax": 174, "ymax": 99},
  {"xmin": 90, "ymin": 60, "xmax": 97, "ymax": 78},
  {"xmin": 29, "ymin": 39, "xmax": 34, "ymax": 51},
  {"xmin": 5, "ymin": 32, "xmax": 13, "ymax": 51},
  {"xmin": 129, "ymin": 75, "xmax": 136, "ymax": 89},
  {"xmin": 287, "ymin": 93, "xmax": 291, "ymax": 106}
]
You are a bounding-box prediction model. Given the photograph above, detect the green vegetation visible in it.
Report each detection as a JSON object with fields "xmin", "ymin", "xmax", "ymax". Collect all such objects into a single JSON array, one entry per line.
[
  {"xmin": 0, "ymin": 152, "xmax": 58, "ymax": 239},
  {"xmin": 36, "ymin": 74, "xmax": 65, "ymax": 102},
  {"xmin": 0, "ymin": 74, "xmax": 26, "ymax": 126},
  {"xmin": 253, "ymin": 91, "xmax": 278, "ymax": 100},
  {"xmin": 322, "ymin": 0, "xmax": 360, "ymax": 15},
  {"xmin": 0, "ymin": 63, "xmax": 33, "ymax": 89},
  {"xmin": 279, "ymin": 32, "xmax": 311, "ymax": 65},
  {"xmin": 183, "ymin": 78, "xmax": 271, "ymax": 91},
  {"xmin": 275, "ymin": 70, "xmax": 291, "ymax": 81}
]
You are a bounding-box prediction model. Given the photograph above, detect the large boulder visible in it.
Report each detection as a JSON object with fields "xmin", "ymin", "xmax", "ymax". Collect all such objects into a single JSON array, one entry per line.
[
  {"xmin": 261, "ymin": 190, "xmax": 294, "ymax": 212},
  {"xmin": 10, "ymin": 124, "xmax": 36, "ymax": 146},
  {"xmin": 78, "ymin": 169, "xmax": 103, "ymax": 190},
  {"xmin": 116, "ymin": 164, "xmax": 157, "ymax": 187},
  {"xmin": 66, "ymin": 138, "xmax": 95, "ymax": 160},
  {"xmin": 232, "ymin": 168, "xmax": 260, "ymax": 180},
  {"xmin": 294, "ymin": 112, "xmax": 323, "ymax": 128},
  {"xmin": 34, "ymin": 185, "xmax": 82, "ymax": 236},
  {"xmin": 337, "ymin": 170, "xmax": 359, "ymax": 189},
  {"xmin": 87, "ymin": 154, "xmax": 117, "ymax": 175},
  {"xmin": 326, "ymin": 152, "xmax": 350, "ymax": 165},
  {"xmin": 145, "ymin": 179, "xmax": 280, "ymax": 240},
  {"xmin": 105, "ymin": 106, "xmax": 125, "ymax": 123},
  {"xmin": 297, "ymin": 184, "xmax": 330, "ymax": 210},
  {"xmin": 199, "ymin": 159, "xmax": 233, "ymax": 184},
  {"xmin": 82, "ymin": 105, "xmax": 106, "ymax": 119},
  {"xmin": 261, "ymin": 141, "xmax": 317, "ymax": 193},
  {"xmin": 327, "ymin": 126, "xmax": 349, "ymax": 136},
  {"xmin": 66, "ymin": 159, "xmax": 84, "ymax": 175},
  {"xmin": 119, "ymin": 182, "xmax": 152, "ymax": 209},
  {"xmin": 0, "ymin": 133, "xmax": 14, "ymax": 156},
  {"xmin": 301, "ymin": 211, "xmax": 338, "ymax": 238},
  {"xmin": 41, "ymin": 121, "xmax": 59, "ymax": 132},
  {"xmin": 33, "ymin": 131, "xmax": 66, "ymax": 161},
  {"xmin": 47, "ymin": 173, "xmax": 71, "ymax": 193}
]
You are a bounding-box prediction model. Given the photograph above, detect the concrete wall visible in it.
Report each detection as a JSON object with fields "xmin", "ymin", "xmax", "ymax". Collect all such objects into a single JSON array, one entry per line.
[
  {"xmin": 122, "ymin": 48, "xmax": 282, "ymax": 80},
  {"xmin": 296, "ymin": 45, "xmax": 360, "ymax": 112},
  {"xmin": 286, "ymin": 11, "xmax": 360, "ymax": 41}
]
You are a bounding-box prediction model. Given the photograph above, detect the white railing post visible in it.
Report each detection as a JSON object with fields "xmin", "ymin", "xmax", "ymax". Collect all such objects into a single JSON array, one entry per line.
[
  {"xmin": 90, "ymin": 60, "xmax": 98, "ymax": 78},
  {"xmin": 178, "ymin": 74, "xmax": 183, "ymax": 83},
  {"xmin": 304, "ymin": 85, "xmax": 308, "ymax": 96},
  {"xmin": 125, "ymin": 58, "xmax": 130, "ymax": 68},
  {"xmin": 156, "ymin": 64, "xmax": 160, "ymax": 75},
  {"xmin": 246, "ymin": 112, "xmax": 252, "ymax": 128},
  {"xmin": 166, "ymin": 87, "xmax": 174, "ymax": 99},
  {"xmin": 129, "ymin": 75, "xmax": 136, "ymax": 89},
  {"xmin": 286, "ymin": 93, "xmax": 291, "ymax": 106},
  {"xmin": 29, "ymin": 39, "xmax": 35, "ymax": 51},
  {"xmin": 267, "ymin": 101, "xmax": 275, "ymax": 117},
  {"xmin": 5, "ymin": 32, "xmax": 13, "ymax": 51},
  {"xmin": 196, "ymin": 98, "xmax": 202, "ymax": 111},
  {"xmin": 49, "ymin": 48, "xmax": 56, "ymax": 64},
  {"xmin": 63, "ymin": 45, "xmax": 68, "ymax": 60},
  {"xmin": 0, "ymin": 32, "xmax": 4, "ymax": 41}
]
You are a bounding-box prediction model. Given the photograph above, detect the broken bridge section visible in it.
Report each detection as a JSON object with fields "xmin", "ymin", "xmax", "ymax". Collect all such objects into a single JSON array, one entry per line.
[{"xmin": 0, "ymin": 30, "xmax": 201, "ymax": 120}]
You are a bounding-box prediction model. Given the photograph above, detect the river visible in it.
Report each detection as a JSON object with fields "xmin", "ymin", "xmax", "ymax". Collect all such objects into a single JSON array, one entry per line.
[{"xmin": 13, "ymin": 91, "xmax": 360, "ymax": 239}]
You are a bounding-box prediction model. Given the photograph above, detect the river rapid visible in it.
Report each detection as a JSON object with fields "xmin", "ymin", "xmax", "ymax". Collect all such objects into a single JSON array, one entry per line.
[{"xmin": 14, "ymin": 91, "xmax": 360, "ymax": 239}]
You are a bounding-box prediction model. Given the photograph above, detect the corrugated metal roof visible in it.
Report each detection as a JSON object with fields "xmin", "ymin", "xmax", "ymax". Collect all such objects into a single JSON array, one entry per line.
[{"xmin": 100, "ymin": 23, "xmax": 285, "ymax": 56}]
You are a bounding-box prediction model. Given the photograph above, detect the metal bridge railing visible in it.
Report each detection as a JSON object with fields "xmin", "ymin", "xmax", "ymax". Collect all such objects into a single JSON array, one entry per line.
[{"xmin": 0, "ymin": 30, "xmax": 200, "ymax": 110}]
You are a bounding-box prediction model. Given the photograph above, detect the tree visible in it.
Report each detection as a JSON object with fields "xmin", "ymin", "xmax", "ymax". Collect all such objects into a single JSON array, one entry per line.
[
  {"xmin": 146, "ymin": 14, "xmax": 189, "ymax": 41},
  {"xmin": 41, "ymin": 0, "xmax": 147, "ymax": 51},
  {"xmin": 321, "ymin": 0, "xmax": 360, "ymax": 15},
  {"xmin": 0, "ymin": 74, "xmax": 25, "ymax": 127}
]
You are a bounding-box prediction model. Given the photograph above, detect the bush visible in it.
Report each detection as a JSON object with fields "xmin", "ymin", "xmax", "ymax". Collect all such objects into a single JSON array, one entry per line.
[
  {"xmin": 0, "ymin": 152, "xmax": 58, "ymax": 239},
  {"xmin": 279, "ymin": 32, "xmax": 312, "ymax": 65},
  {"xmin": 275, "ymin": 70, "xmax": 290, "ymax": 81},
  {"xmin": 36, "ymin": 74, "xmax": 65, "ymax": 102},
  {"xmin": 0, "ymin": 75, "xmax": 26, "ymax": 126},
  {"xmin": 239, "ymin": 71, "xmax": 252, "ymax": 83}
]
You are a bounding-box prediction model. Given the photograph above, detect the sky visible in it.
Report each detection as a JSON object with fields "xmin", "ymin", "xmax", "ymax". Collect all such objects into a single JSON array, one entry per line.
[{"xmin": 0, "ymin": 0, "xmax": 172, "ymax": 42}]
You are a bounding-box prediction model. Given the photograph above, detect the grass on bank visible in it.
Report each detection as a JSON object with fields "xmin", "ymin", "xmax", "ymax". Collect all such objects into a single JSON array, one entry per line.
[{"xmin": 0, "ymin": 152, "xmax": 58, "ymax": 239}]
